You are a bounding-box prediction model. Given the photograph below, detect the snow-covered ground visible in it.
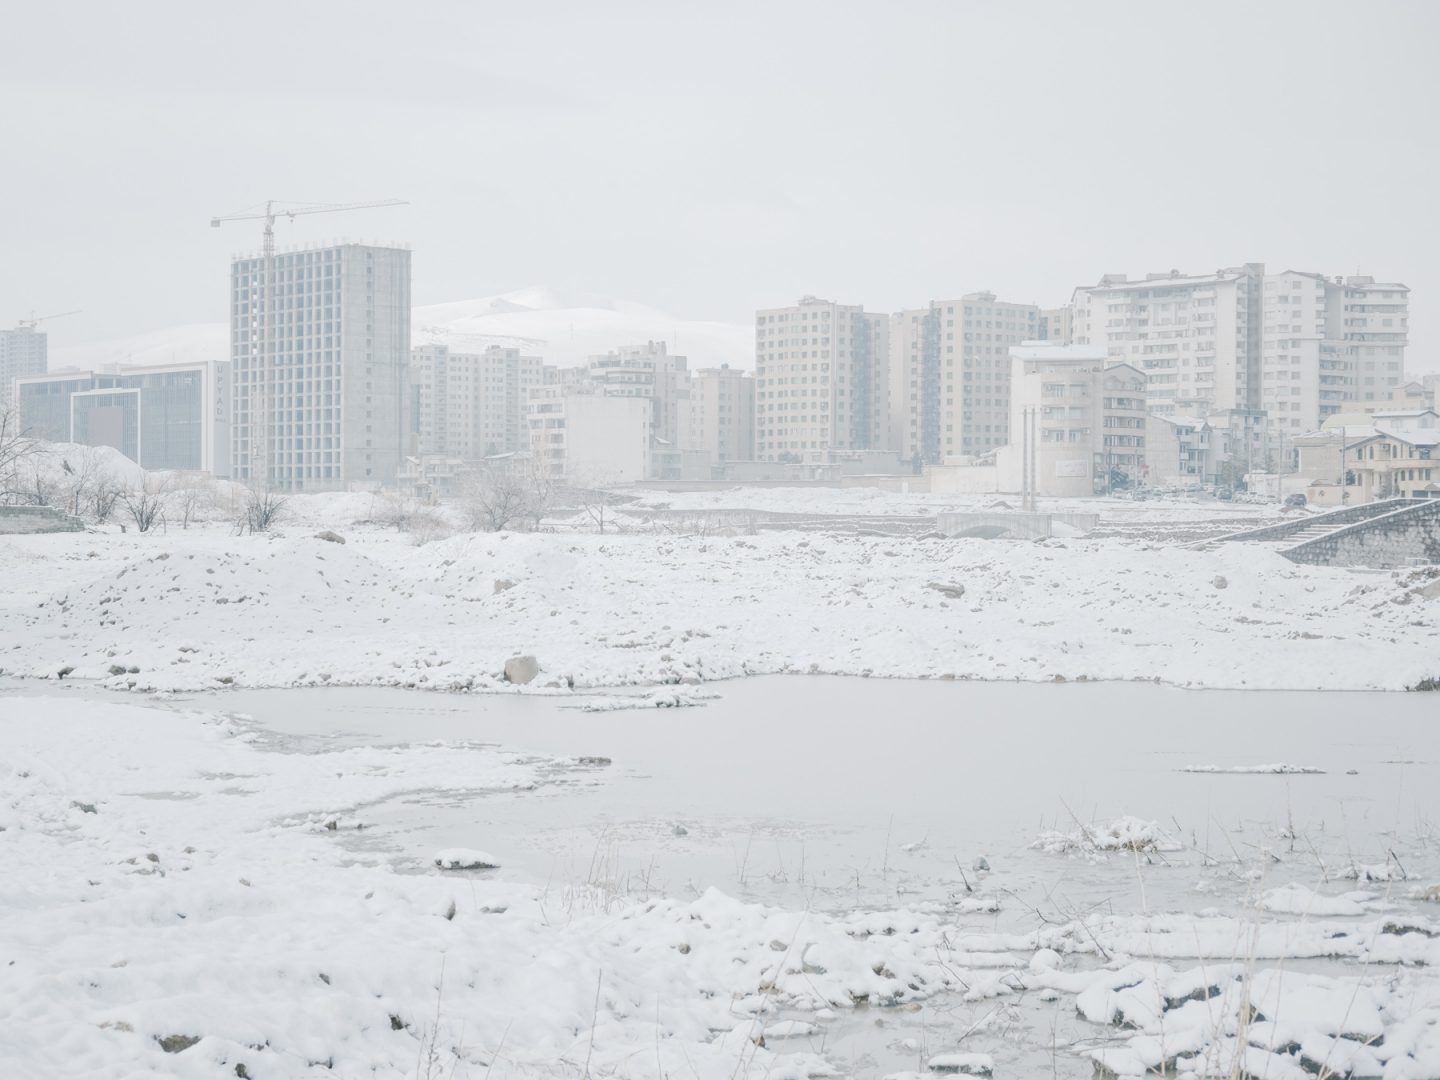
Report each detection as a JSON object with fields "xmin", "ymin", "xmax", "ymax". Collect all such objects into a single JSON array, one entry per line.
[
  {"xmin": 0, "ymin": 489, "xmax": 1435, "ymax": 692},
  {"xmin": 3, "ymin": 488, "xmax": 1438, "ymax": 1076}
]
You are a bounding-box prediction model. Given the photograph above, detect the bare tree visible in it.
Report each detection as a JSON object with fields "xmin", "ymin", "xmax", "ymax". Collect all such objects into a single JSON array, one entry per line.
[
  {"xmin": 522, "ymin": 456, "xmax": 555, "ymax": 531},
  {"xmin": 463, "ymin": 461, "xmax": 533, "ymax": 532},
  {"xmin": 573, "ymin": 471, "xmax": 627, "ymax": 535},
  {"xmin": 123, "ymin": 476, "xmax": 172, "ymax": 533},
  {"xmin": 171, "ymin": 472, "xmax": 214, "ymax": 529},
  {"xmin": 241, "ymin": 490, "xmax": 288, "ymax": 533},
  {"xmin": 57, "ymin": 448, "xmax": 99, "ymax": 517},
  {"xmin": 0, "ymin": 403, "xmax": 41, "ymax": 509},
  {"xmin": 0, "ymin": 402, "xmax": 36, "ymax": 502}
]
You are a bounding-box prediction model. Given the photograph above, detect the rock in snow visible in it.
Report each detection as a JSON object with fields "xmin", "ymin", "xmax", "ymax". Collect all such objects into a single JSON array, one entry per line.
[
  {"xmin": 313, "ymin": 530, "xmax": 346, "ymax": 544},
  {"xmin": 926, "ymin": 1052, "xmax": 994, "ymax": 1075},
  {"xmin": 434, "ymin": 848, "xmax": 501, "ymax": 870},
  {"xmin": 503, "ymin": 655, "xmax": 540, "ymax": 684}
]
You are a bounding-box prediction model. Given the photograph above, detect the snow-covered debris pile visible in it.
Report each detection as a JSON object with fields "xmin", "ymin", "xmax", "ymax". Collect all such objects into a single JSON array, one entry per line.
[
  {"xmin": 579, "ymin": 688, "xmax": 716, "ymax": 711},
  {"xmin": 2, "ymin": 524, "xmax": 1439, "ymax": 691},
  {"xmin": 925, "ymin": 1051, "xmax": 994, "ymax": 1075},
  {"xmin": 1078, "ymin": 963, "xmax": 1436, "ymax": 1080},
  {"xmin": 434, "ymin": 848, "xmax": 500, "ymax": 870},
  {"xmin": 11, "ymin": 440, "xmax": 146, "ymax": 494},
  {"xmin": 1031, "ymin": 816, "xmax": 1182, "ymax": 857},
  {"xmin": 1181, "ymin": 763, "xmax": 1325, "ymax": 774}
]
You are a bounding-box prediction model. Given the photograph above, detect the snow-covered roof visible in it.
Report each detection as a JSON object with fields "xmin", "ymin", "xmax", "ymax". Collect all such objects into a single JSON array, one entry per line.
[
  {"xmin": 1010, "ymin": 343, "xmax": 1107, "ymax": 362},
  {"xmin": 1372, "ymin": 408, "xmax": 1437, "ymax": 419},
  {"xmin": 1379, "ymin": 427, "xmax": 1440, "ymax": 447}
]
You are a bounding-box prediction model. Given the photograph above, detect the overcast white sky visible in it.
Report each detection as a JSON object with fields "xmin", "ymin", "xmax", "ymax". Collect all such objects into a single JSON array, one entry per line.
[{"xmin": 3, "ymin": 0, "xmax": 1437, "ymax": 372}]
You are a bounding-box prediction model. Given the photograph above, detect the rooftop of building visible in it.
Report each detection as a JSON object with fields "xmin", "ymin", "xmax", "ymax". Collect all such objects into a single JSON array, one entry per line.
[
  {"xmin": 1079, "ymin": 264, "xmax": 1263, "ymax": 295},
  {"xmin": 1010, "ymin": 343, "xmax": 1108, "ymax": 361}
]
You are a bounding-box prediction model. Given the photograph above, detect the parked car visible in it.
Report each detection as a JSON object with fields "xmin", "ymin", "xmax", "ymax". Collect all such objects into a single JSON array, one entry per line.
[
  {"xmin": 1284, "ymin": 493, "xmax": 1308, "ymax": 508},
  {"xmin": 1216, "ymin": 487, "xmax": 1234, "ymax": 501}
]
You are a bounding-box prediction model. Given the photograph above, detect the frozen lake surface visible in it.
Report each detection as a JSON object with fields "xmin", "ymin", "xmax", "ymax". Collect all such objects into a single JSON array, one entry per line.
[
  {"xmin": 211, "ymin": 676, "xmax": 1438, "ymax": 918},
  {"xmin": 5, "ymin": 675, "xmax": 1437, "ymax": 1079}
]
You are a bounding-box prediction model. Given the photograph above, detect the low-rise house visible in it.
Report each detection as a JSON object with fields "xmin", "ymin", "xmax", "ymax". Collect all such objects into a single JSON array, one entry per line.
[{"xmin": 1292, "ymin": 408, "xmax": 1439, "ymax": 504}]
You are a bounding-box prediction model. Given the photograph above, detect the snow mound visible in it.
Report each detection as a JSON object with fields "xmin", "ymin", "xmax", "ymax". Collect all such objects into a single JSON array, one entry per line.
[
  {"xmin": 1031, "ymin": 816, "xmax": 1182, "ymax": 857},
  {"xmin": 579, "ymin": 688, "xmax": 716, "ymax": 711},
  {"xmin": 1259, "ymin": 885, "xmax": 1381, "ymax": 917}
]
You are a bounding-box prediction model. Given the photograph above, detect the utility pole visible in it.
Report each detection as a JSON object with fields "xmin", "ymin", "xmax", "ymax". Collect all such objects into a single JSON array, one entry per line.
[
  {"xmin": 1340, "ymin": 426, "xmax": 1349, "ymax": 505},
  {"xmin": 210, "ymin": 199, "xmax": 406, "ymax": 490},
  {"xmin": 1020, "ymin": 408, "xmax": 1029, "ymax": 509}
]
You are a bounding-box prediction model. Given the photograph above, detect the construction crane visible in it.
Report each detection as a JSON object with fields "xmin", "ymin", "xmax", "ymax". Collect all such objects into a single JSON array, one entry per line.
[
  {"xmin": 209, "ymin": 199, "xmax": 407, "ymax": 490},
  {"xmin": 17, "ymin": 309, "xmax": 80, "ymax": 330}
]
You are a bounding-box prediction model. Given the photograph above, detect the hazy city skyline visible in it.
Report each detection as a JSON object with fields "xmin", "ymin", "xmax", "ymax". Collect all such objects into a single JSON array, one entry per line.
[{"xmin": 3, "ymin": 0, "xmax": 1437, "ymax": 373}]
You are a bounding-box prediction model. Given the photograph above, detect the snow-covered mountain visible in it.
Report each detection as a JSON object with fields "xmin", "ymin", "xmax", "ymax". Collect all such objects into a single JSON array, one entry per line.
[{"xmin": 47, "ymin": 288, "xmax": 752, "ymax": 373}]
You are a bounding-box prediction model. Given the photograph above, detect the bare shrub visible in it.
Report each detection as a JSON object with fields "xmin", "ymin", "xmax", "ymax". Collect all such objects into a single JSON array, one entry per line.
[
  {"xmin": 241, "ymin": 490, "xmax": 288, "ymax": 533},
  {"xmin": 88, "ymin": 473, "xmax": 124, "ymax": 523},
  {"xmin": 406, "ymin": 505, "xmax": 451, "ymax": 546},
  {"xmin": 123, "ymin": 477, "xmax": 171, "ymax": 533}
]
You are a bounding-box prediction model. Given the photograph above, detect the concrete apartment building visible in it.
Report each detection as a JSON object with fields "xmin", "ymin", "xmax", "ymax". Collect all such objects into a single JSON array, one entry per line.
[
  {"xmin": 526, "ymin": 383, "xmax": 651, "ymax": 483},
  {"xmin": 1259, "ymin": 271, "xmax": 1409, "ymax": 439},
  {"xmin": 887, "ymin": 295, "xmax": 1039, "ymax": 466},
  {"xmin": 584, "ymin": 341, "xmax": 691, "ymax": 446},
  {"xmin": 15, "ymin": 360, "xmax": 231, "ymax": 475},
  {"xmin": 754, "ymin": 297, "xmax": 888, "ymax": 463},
  {"xmin": 1038, "ymin": 307, "xmax": 1073, "ymax": 344},
  {"xmin": 2, "ymin": 326, "xmax": 48, "ymax": 402},
  {"xmin": 1146, "ymin": 413, "xmax": 1216, "ymax": 486},
  {"xmin": 685, "ymin": 364, "xmax": 754, "ymax": 466},
  {"xmin": 1072, "ymin": 264, "xmax": 1265, "ymax": 417},
  {"xmin": 996, "ymin": 344, "xmax": 1147, "ymax": 496},
  {"xmin": 229, "ymin": 243, "xmax": 410, "ymax": 491},
  {"xmin": 410, "ymin": 343, "xmax": 544, "ymax": 460},
  {"xmin": 1072, "ymin": 263, "xmax": 1410, "ymax": 471}
]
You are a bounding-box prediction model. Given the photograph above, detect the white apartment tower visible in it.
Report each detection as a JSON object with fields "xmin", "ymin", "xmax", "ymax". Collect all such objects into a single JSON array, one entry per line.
[
  {"xmin": 410, "ymin": 343, "xmax": 544, "ymax": 460},
  {"xmin": 754, "ymin": 296, "xmax": 888, "ymax": 463},
  {"xmin": 888, "ymin": 294, "xmax": 1039, "ymax": 465},
  {"xmin": 2, "ymin": 326, "xmax": 48, "ymax": 402},
  {"xmin": 1259, "ymin": 271, "xmax": 1409, "ymax": 437},
  {"xmin": 1072, "ymin": 264, "xmax": 1265, "ymax": 416},
  {"xmin": 230, "ymin": 243, "xmax": 411, "ymax": 491}
]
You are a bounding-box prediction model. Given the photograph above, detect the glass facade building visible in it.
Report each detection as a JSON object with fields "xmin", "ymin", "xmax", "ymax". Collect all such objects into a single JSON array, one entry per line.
[{"xmin": 14, "ymin": 362, "xmax": 230, "ymax": 475}]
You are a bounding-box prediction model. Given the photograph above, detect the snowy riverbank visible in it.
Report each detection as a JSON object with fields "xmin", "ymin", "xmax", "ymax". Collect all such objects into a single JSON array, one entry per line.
[
  {"xmin": 3, "ymin": 693, "xmax": 1438, "ymax": 1079},
  {"xmin": 1, "ymin": 519, "xmax": 1437, "ymax": 693}
]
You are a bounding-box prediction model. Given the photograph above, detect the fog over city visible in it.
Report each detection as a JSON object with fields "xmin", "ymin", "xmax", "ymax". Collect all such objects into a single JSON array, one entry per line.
[
  {"xmin": 3, "ymin": 4, "xmax": 1439, "ymax": 1080},
  {"xmin": 3, "ymin": 0, "xmax": 1439, "ymax": 372}
]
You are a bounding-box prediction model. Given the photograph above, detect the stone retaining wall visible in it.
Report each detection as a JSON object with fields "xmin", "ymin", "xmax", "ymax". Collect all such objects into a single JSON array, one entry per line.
[
  {"xmin": 1215, "ymin": 499, "xmax": 1420, "ymax": 544},
  {"xmin": 1284, "ymin": 500, "xmax": 1440, "ymax": 568},
  {"xmin": 0, "ymin": 506, "xmax": 86, "ymax": 534}
]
